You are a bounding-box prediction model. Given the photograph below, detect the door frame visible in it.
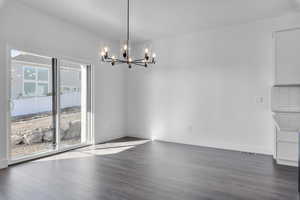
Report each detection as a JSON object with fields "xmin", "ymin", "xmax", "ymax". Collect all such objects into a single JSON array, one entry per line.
[{"xmin": 6, "ymin": 46, "xmax": 94, "ymax": 165}]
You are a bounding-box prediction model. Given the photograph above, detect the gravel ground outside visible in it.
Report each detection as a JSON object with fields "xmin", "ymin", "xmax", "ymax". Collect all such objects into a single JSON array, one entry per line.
[
  {"xmin": 11, "ymin": 139, "xmax": 81, "ymax": 158},
  {"xmin": 11, "ymin": 110, "xmax": 82, "ymax": 158}
]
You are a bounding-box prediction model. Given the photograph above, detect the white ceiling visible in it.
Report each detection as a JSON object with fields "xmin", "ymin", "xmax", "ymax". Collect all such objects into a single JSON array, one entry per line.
[
  {"xmin": 17, "ymin": 0, "xmax": 297, "ymax": 42},
  {"xmin": 0, "ymin": 0, "xmax": 5, "ymax": 8}
]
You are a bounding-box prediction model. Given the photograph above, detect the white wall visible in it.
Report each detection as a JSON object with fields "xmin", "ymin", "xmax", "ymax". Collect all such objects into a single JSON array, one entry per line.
[
  {"xmin": 126, "ymin": 13, "xmax": 300, "ymax": 155},
  {"xmin": 0, "ymin": 0, "xmax": 126, "ymax": 168}
]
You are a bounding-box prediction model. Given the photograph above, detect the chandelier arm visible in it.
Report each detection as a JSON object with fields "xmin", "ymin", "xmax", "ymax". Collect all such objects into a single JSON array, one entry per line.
[
  {"xmin": 103, "ymin": 59, "xmax": 114, "ymax": 63},
  {"xmin": 118, "ymin": 60, "xmax": 129, "ymax": 64},
  {"xmin": 103, "ymin": 57, "xmax": 125, "ymax": 63},
  {"xmin": 135, "ymin": 60, "xmax": 153, "ymax": 62},
  {"xmin": 115, "ymin": 59, "xmax": 127, "ymax": 63},
  {"xmin": 132, "ymin": 63, "xmax": 148, "ymax": 67},
  {"xmin": 134, "ymin": 61, "xmax": 154, "ymax": 64},
  {"xmin": 132, "ymin": 58, "xmax": 145, "ymax": 62},
  {"xmin": 133, "ymin": 61, "xmax": 154, "ymax": 65},
  {"xmin": 103, "ymin": 57, "xmax": 154, "ymax": 65}
]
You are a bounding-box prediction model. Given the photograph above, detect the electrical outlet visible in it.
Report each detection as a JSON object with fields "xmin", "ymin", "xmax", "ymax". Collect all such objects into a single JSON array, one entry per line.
[{"xmin": 256, "ymin": 96, "xmax": 264, "ymax": 104}]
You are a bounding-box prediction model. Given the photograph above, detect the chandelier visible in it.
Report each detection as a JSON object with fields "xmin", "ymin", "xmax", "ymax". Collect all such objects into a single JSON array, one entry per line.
[{"xmin": 100, "ymin": 0, "xmax": 156, "ymax": 68}]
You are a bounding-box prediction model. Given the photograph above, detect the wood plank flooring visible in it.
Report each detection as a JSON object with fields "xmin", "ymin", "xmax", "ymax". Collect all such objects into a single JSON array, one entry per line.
[{"xmin": 0, "ymin": 138, "xmax": 298, "ymax": 200}]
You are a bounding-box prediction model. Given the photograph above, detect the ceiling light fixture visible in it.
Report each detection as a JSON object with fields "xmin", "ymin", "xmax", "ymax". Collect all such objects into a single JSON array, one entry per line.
[{"xmin": 100, "ymin": 0, "xmax": 156, "ymax": 69}]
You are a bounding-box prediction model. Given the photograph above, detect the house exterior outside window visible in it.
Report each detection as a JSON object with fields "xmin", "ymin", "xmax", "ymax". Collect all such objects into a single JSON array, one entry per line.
[
  {"xmin": 10, "ymin": 54, "xmax": 82, "ymax": 100},
  {"xmin": 23, "ymin": 66, "xmax": 50, "ymax": 97}
]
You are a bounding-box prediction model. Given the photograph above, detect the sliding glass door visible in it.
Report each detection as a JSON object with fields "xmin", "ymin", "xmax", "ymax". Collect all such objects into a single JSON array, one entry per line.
[
  {"xmin": 10, "ymin": 50, "xmax": 55, "ymax": 159},
  {"xmin": 59, "ymin": 60, "xmax": 88, "ymax": 149},
  {"xmin": 9, "ymin": 49, "xmax": 91, "ymax": 162}
]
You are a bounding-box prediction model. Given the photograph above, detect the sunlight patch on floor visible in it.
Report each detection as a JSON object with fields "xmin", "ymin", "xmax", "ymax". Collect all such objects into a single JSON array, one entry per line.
[
  {"xmin": 81, "ymin": 146, "xmax": 135, "ymax": 155},
  {"xmin": 33, "ymin": 139, "xmax": 150, "ymax": 162},
  {"xmin": 32, "ymin": 151, "xmax": 92, "ymax": 162},
  {"xmin": 80, "ymin": 140, "xmax": 150, "ymax": 151}
]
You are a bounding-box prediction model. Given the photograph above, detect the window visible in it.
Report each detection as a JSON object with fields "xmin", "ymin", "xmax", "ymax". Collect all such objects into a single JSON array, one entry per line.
[
  {"xmin": 61, "ymin": 85, "xmax": 81, "ymax": 94},
  {"xmin": 23, "ymin": 66, "xmax": 49, "ymax": 97}
]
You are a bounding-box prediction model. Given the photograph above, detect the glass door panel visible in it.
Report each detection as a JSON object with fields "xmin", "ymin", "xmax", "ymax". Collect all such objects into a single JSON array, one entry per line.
[
  {"xmin": 59, "ymin": 60, "xmax": 88, "ymax": 149},
  {"xmin": 10, "ymin": 50, "xmax": 55, "ymax": 159}
]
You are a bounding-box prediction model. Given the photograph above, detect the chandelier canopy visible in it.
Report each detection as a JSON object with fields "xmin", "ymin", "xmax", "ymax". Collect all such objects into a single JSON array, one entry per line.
[{"xmin": 100, "ymin": 0, "xmax": 156, "ymax": 68}]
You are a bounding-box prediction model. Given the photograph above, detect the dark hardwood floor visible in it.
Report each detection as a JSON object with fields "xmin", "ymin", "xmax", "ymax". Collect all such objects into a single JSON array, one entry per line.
[{"xmin": 0, "ymin": 138, "xmax": 298, "ymax": 200}]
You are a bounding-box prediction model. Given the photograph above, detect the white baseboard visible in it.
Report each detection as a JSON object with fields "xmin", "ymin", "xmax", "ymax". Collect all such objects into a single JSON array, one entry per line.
[
  {"xmin": 0, "ymin": 159, "xmax": 8, "ymax": 169},
  {"xmin": 127, "ymin": 128, "xmax": 275, "ymax": 155},
  {"xmin": 154, "ymin": 138, "xmax": 273, "ymax": 155},
  {"xmin": 127, "ymin": 131, "xmax": 273, "ymax": 155},
  {"xmin": 277, "ymin": 159, "xmax": 298, "ymax": 167}
]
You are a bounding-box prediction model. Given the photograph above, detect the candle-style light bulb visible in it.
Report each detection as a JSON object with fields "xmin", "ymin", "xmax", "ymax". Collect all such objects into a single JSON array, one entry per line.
[
  {"xmin": 128, "ymin": 57, "xmax": 132, "ymax": 62},
  {"xmin": 145, "ymin": 48, "xmax": 149, "ymax": 60},
  {"xmin": 152, "ymin": 53, "xmax": 156, "ymax": 58},
  {"xmin": 104, "ymin": 47, "xmax": 108, "ymax": 53},
  {"xmin": 111, "ymin": 56, "xmax": 116, "ymax": 66},
  {"xmin": 123, "ymin": 45, "xmax": 128, "ymax": 58}
]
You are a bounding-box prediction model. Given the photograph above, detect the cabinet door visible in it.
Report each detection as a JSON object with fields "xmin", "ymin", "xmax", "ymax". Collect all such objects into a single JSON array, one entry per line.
[
  {"xmin": 275, "ymin": 29, "xmax": 300, "ymax": 85},
  {"xmin": 277, "ymin": 142, "xmax": 298, "ymax": 162},
  {"xmin": 277, "ymin": 131, "xmax": 299, "ymax": 143}
]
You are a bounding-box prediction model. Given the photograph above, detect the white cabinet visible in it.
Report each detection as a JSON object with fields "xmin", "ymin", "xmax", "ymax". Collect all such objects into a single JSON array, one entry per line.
[
  {"xmin": 273, "ymin": 113, "xmax": 300, "ymax": 166},
  {"xmin": 273, "ymin": 113, "xmax": 300, "ymax": 131},
  {"xmin": 271, "ymin": 87, "xmax": 300, "ymax": 112},
  {"xmin": 277, "ymin": 141, "xmax": 298, "ymax": 165},
  {"xmin": 277, "ymin": 130, "xmax": 299, "ymax": 142},
  {"xmin": 272, "ymin": 103, "xmax": 300, "ymax": 167},
  {"xmin": 275, "ymin": 29, "xmax": 300, "ymax": 85},
  {"xmin": 273, "ymin": 28, "xmax": 300, "ymax": 167}
]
